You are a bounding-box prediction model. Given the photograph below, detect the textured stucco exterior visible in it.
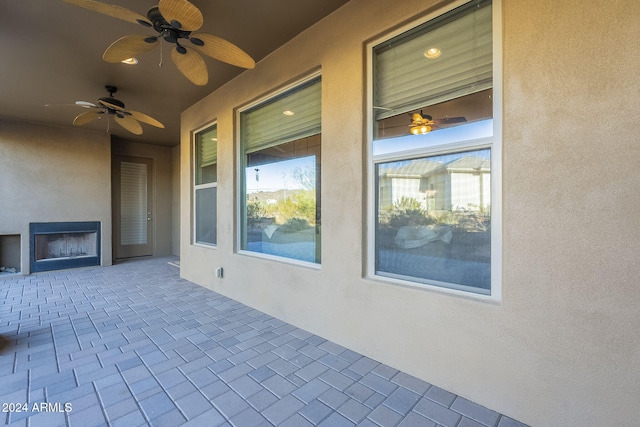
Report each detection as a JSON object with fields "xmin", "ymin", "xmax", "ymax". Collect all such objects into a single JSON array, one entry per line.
[
  {"xmin": 0, "ymin": 118, "xmax": 113, "ymax": 273},
  {"xmin": 180, "ymin": 0, "xmax": 640, "ymax": 425},
  {"xmin": 0, "ymin": 119, "xmax": 177, "ymax": 273}
]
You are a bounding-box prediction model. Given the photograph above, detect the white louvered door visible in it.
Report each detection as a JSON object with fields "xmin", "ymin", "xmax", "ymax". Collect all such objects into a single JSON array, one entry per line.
[{"xmin": 114, "ymin": 156, "xmax": 153, "ymax": 259}]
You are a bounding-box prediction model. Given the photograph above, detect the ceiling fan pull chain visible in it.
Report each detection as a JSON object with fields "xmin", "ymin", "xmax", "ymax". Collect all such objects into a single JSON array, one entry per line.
[{"xmin": 159, "ymin": 42, "xmax": 163, "ymax": 67}]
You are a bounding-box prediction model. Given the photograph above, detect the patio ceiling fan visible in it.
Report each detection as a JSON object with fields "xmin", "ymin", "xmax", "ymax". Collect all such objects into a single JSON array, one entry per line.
[
  {"xmin": 47, "ymin": 85, "xmax": 164, "ymax": 135},
  {"xmin": 63, "ymin": 0, "xmax": 256, "ymax": 85}
]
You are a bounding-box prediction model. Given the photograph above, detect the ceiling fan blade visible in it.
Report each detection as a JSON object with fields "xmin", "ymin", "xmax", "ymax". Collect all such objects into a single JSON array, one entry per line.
[
  {"xmin": 63, "ymin": 0, "xmax": 150, "ymax": 25},
  {"xmin": 128, "ymin": 110, "xmax": 165, "ymax": 128},
  {"xmin": 190, "ymin": 33, "xmax": 255, "ymax": 69},
  {"xmin": 76, "ymin": 101, "xmax": 98, "ymax": 108},
  {"xmin": 432, "ymin": 117, "xmax": 467, "ymax": 124},
  {"xmin": 73, "ymin": 111, "xmax": 102, "ymax": 126},
  {"xmin": 103, "ymin": 35, "xmax": 158, "ymax": 63},
  {"xmin": 99, "ymin": 100, "xmax": 125, "ymax": 111},
  {"xmin": 45, "ymin": 102, "xmax": 95, "ymax": 108},
  {"xmin": 115, "ymin": 115, "xmax": 143, "ymax": 135},
  {"xmin": 158, "ymin": 0, "xmax": 203, "ymax": 31},
  {"xmin": 171, "ymin": 46, "xmax": 208, "ymax": 86}
]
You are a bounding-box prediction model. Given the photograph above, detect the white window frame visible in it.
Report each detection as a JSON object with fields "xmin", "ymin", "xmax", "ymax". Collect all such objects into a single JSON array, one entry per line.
[
  {"xmin": 366, "ymin": 0, "xmax": 502, "ymax": 301},
  {"xmin": 193, "ymin": 122, "xmax": 218, "ymax": 248},
  {"xmin": 235, "ymin": 71, "xmax": 322, "ymax": 268}
]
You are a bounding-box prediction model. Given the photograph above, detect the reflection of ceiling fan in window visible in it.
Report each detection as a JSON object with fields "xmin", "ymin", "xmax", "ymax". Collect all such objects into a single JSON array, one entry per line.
[
  {"xmin": 63, "ymin": 0, "xmax": 256, "ymax": 85},
  {"xmin": 409, "ymin": 112, "xmax": 466, "ymax": 135}
]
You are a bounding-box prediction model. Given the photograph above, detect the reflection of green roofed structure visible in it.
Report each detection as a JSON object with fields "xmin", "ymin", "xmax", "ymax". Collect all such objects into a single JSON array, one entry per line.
[{"xmin": 378, "ymin": 152, "xmax": 490, "ymax": 213}]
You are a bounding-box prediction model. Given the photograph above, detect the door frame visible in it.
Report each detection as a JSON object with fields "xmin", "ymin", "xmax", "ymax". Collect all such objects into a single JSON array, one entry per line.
[{"xmin": 112, "ymin": 155, "xmax": 154, "ymax": 260}]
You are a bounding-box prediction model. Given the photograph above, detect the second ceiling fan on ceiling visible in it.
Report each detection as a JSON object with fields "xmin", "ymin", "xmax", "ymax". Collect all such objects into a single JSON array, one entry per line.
[{"xmin": 63, "ymin": 0, "xmax": 256, "ymax": 86}]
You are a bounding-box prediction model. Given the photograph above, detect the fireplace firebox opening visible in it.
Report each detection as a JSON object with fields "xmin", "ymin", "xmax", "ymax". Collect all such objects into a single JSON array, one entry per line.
[{"xmin": 30, "ymin": 222, "xmax": 101, "ymax": 273}]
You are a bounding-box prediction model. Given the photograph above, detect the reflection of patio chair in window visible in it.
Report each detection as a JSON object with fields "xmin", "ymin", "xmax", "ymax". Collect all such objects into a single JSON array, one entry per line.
[{"xmin": 394, "ymin": 225, "xmax": 452, "ymax": 249}]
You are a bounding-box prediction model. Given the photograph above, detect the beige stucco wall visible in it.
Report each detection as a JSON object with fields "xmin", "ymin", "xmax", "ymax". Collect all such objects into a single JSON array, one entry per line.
[
  {"xmin": 180, "ymin": 0, "xmax": 640, "ymax": 425},
  {"xmin": 171, "ymin": 144, "xmax": 181, "ymax": 256},
  {"xmin": 0, "ymin": 118, "xmax": 112, "ymax": 273}
]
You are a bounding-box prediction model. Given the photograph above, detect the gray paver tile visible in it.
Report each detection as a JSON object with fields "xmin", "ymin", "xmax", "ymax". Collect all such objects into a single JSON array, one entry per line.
[
  {"xmin": 318, "ymin": 412, "xmax": 356, "ymax": 427},
  {"xmin": 248, "ymin": 365, "xmax": 276, "ymax": 382},
  {"xmin": 338, "ymin": 398, "xmax": 371, "ymax": 423},
  {"xmin": 318, "ymin": 388, "xmax": 350, "ymax": 410},
  {"xmin": 425, "ymin": 384, "xmax": 457, "ymax": 406},
  {"xmin": 451, "ymin": 397, "xmax": 501, "ymax": 426},
  {"xmin": 66, "ymin": 404, "xmax": 107, "ymax": 427},
  {"xmin": 367, "ymin": 404, "xmax": 404, "ymax": 426},
  {"xmin": 262, "ymin": 394, "xmax": 305, "ymax": 425},
  {"xmin": 155, "ymin": 367, "xmax": 188, "ymax": 389},
  {"xmin": 295, "ymin": 360, "xmax": 330, "ymax": 382},
  {"xmin": 138, "ymin": 391, "xmax": 176, "ymax": 420},
  {"xmin": 181, "ymin": 407, "xmax": 226, "ymax": 427},
  {"xmin": 299, "ymin": 399, "xmax": 334, "ymax": 425},
  {"xmin": 498, "ymin": 415, "xmax": 530, "ymax": 427},
  {"xmin": 292, "ymin": 378, "xmax": 331, "ymax": 404},
  {"xmin": 200, "ymin": 380, "xmax": 232, "ymax": 400},
  {"xmin": 383, "ymin": 386, "xmax": 421, "ymax": 415},
  {"xmin": 175, "ymin": 391, "xmax": 213, "ymax": 420},
  {"xmin": 398, "ymin": 411, "xmax": 438, "ymax": 427},
  {"xmin": 229, "ymin": 406, "xmax": 270, "ymax": 427},
  {"xmin": 98, "ymin": 381, "xmax": 132, "ymax": 406},
  {"xmin": 110, "ymin": 409, "xmax": 148, "ymax": 427},
  {"xmin": 319, "ymin": 369, "xmax": 355, "ymax": 391},
  {"xmin": 360, "ymin": 372, "xmax": 399, "ymax": 397},
  {"xmin": 345, "ymin": 382, "xmax": 376, "ymax": 403},
  {"xmin": 458, "ymin": 416, "xmax": 488, "ymax": 427},
  {"xmin": 261, "ymin": 374, "xmax": 297, "ymax": 398},
  {"xmin": 228, "ymin": 375, "xmax": 263, "ymax": 399},
  {"xmin": 0, "ymin": 258, "xmax": 526, "ymax": 427},
  {"xmin": 166, "ymin": 379, "xmax": 199, "ymax": 400},
  {"xmin": 279, "ymin": 413, "xmax": 315, "ymax": 427},
  {"xmin": 246, "ymin": 389, "xmax": 279, "ymax": 412},
  {"xmin": 212, "ymin": 390, "xmax": 250, "ymax": 419},
  {"xmin": 413, "ymin": 397, "xmax": 462, "ymax": 427},
  {"xmin": 103, "ymin": 396, "xmax": 139, "ymax": 422}
]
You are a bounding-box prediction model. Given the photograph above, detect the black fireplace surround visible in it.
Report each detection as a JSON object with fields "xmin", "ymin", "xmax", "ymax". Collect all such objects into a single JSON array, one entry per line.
[{"xmin": 29, "ymin": 222, "xmax": 101, "ymax": 273}]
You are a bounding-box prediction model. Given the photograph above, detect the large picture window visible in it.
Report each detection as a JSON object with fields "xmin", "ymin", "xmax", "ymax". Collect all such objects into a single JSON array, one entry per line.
[
  {"xmin": 240, "ymin": 76, "xmax": 321, "ymax": 264},
  {"xmin": 194, "ymin": 124, "xmax": 217, "ymax": 246},
  {"xmin": 370, "ymin": 0, "xmax": 498, "ymax": 295}
]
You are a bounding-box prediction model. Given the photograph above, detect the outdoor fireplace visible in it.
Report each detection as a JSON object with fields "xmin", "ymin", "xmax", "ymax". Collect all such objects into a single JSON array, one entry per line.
[{"xmin": 29, "ymin": 222, "xmax": 101, "ymax": 272}]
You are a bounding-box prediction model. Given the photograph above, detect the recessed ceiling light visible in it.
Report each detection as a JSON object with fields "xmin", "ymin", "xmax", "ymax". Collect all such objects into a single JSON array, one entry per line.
[
  {"xmin": 283, "ymin": 110, "xmax": 295, "ymax": 116},
  {"xmin": 121, "ymin": 57, "xmax": 138, "ymax": 65},
  {"xmin": 424, "ymin": 48, "xmax": 441, "ymax": 59}
]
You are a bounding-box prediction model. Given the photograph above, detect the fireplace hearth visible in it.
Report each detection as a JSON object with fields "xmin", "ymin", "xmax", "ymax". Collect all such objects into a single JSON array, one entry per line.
[{"xmin": 30, "ymin": 222, "xmax": 101, "ymax": 273}]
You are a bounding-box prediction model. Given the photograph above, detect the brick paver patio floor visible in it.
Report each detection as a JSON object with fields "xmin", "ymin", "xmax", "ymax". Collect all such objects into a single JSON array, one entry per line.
[{"xmin": 0, "ymin": 257, "xmax": 527, "ymax": 426}]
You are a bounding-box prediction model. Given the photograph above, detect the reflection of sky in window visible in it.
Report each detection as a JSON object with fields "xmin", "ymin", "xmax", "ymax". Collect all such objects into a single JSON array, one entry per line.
[
  {"xmin": 373, "ymin": 119, "xmax": 493, "ymax": 157},
  {"xmin": 246, "ymin": 156, "xmax": 315, "ymax": 193}
]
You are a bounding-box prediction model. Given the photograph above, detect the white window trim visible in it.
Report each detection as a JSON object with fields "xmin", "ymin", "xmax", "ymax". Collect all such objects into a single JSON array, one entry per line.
[
  {"xmin": 192, "ymin": 121, "xmax": 218, "ymax": 249},
  {"xmin": 235, "ymin": 70, "xmax": 322, "ymax": 269},
  {"xmin": 365, "ymin": 0, "xmax": 502, "ymax": 302}
]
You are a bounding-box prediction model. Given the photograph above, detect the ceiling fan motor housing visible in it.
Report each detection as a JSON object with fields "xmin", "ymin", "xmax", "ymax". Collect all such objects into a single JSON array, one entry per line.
[{"xmin": 144, "ymin": 6, "xmax": 192, "ymax": 49}]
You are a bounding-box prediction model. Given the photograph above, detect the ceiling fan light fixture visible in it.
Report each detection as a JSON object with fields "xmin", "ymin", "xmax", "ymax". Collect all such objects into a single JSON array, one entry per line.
[
  {"xmin": 424, "ymin": 47, "xmax": 441, "ymax": 59},
  {"xmin": 410, "ymin": 125, "xmax": 432, "ymax": 135},
  {"xmin": 121, "ymin": 57, "xmax": 138, "ymax": 65}
]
